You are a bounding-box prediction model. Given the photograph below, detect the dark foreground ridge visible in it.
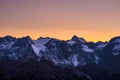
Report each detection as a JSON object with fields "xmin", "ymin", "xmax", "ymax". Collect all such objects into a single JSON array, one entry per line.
[
  {"xmin": 0, "ymin": 35, "xmax": 120, "ymax": 80},
  {"xmin": 1, "ymin": 57, "xmax": 120, "ymax": 80}
]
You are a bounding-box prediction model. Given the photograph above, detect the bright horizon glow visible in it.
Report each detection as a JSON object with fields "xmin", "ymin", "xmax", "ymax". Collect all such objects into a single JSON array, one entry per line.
[
  {"xmin": 0, "ymin": 0, "xmax": 120, "ymax": 42},
  {"xmin": 0, "ymin": 33, "xmax": 119, "ymax": 42}
]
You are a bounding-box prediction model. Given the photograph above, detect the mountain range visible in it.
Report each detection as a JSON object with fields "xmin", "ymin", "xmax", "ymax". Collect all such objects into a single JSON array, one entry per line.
[{"xmin": 0, "ymin": 35, "xmax": 120, "ymax": 80}]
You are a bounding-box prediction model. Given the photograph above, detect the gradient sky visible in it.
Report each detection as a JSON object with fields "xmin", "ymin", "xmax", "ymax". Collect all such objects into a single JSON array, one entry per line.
[{"xmin": 0, "ymin": 0, "xmax": 120, "ymax": 42}]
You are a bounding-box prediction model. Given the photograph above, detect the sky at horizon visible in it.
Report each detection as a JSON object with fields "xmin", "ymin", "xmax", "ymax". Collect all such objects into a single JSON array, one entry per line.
[{"xmin": 0, "ymin": 0, "xmax": 120, "ymax": 42}]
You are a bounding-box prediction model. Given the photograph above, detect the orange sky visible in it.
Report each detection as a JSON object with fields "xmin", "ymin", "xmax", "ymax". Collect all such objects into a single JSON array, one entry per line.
[{"xmin": 0, "ymin": 0, "xmax": 120, "ymax": 42}]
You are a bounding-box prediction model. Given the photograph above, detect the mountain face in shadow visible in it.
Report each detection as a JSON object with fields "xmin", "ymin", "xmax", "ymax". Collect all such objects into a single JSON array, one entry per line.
[{"xmin": 0, "ymin": 35, "xmax": 120, "ymax": 80}]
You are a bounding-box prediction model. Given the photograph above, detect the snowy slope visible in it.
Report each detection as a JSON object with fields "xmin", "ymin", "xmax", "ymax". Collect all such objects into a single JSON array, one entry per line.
[
  {"xmin": 113, "ymin": 44, "xmax": 120, "ymax": 56},
  {"xmin": 70, "ymin": 54, "xmax": 79, "ymax": 67},
  {"xmin": 32, "ymin": 38, "xmax": 51, "ymax": 56},
  {"xmin": 82, "ymin": 45, "xmax": 94, "ymax": 52},
  {"xmin": 0, "ymin": 42, "xmax": 15, "ymax": 49},
  {"xmin": 113, "ymin": 38, "xmax": 120, "ymax": 43},
  {"xmin": 97, "ymin": 43, "xmax": 107, "ymax": 48},
  {"xmin": 67, "ymin": 40, "xmax": 76, "ymax": 45},
  {"xmin": 78, "ymin": 38, "xmax": 86, "ymax": 43}
]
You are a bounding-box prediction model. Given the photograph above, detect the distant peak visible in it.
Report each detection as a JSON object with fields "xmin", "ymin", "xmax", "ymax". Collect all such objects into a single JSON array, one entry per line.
[
  {"xmin": 13, "ymin": 36, "xmax": 33, "ymax": 47},
  {"xmin": 109, "ymin": 36, "xmax": 120, "ymax": 44},
  {"xmin": 26, "ymin": 36, "xmax": 32, "ymax": 40},
  {"xmin": 0, "ymin": 35, "xmax": 16, "ymax": 44},
  {"xmin": 17, "ymin": 36, "xmax": 33, "ymax": 44},
  {"xmin": 71, "ymin": 35, "xmax": 79, "ymax": 39},
  {"xmin": 1, "ymin": 35, "xmax": 16, "ymax": 39},
  {"xmin": 37, "ymin": 37, "xmax": 51, "ymax": 40},
  {"xmin": 71, "ymin": 35, "xmax": 86, "ymax": 43},
  {"xmin": 96, "ymin": 41, "xmax": 107, "ymax": 44}
]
